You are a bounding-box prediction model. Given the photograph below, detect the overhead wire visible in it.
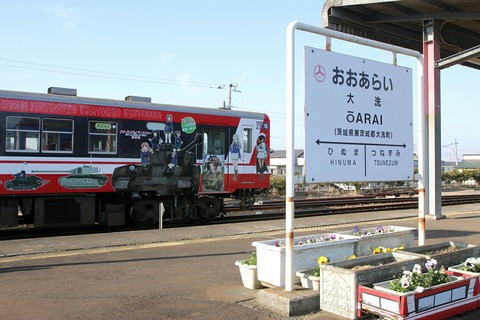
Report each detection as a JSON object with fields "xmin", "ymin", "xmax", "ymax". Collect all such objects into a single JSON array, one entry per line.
[
  {"xmin": 0, "ymin": 58, "xmax": 306, "ymax": 149},
  {"xmin": 0, "ymin": 58, "xmax": 220, "ymax": 89}
]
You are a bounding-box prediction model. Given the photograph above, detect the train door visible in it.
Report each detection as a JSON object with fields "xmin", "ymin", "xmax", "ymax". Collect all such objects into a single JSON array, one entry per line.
[{"xmin": 200, "ymin": 125, "xmax": 228, "ymax": 193}]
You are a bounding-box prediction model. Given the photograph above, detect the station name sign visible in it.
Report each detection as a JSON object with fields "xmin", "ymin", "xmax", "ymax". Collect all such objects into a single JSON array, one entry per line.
[{"xmin": 304, "ymin": 46, "xmax": 413, "ymax": 182}]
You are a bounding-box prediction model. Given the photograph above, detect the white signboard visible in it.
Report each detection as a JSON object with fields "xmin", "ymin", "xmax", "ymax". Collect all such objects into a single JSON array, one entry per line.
[{"xmin": 305, "ymin": 46, "xmax": 413, "ymax": 182}]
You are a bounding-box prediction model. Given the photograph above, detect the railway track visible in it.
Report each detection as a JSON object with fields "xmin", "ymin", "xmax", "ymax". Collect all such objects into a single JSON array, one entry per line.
[
  {"xmin": 1, "ymin": 193, "xmax": 479, "ymax": 239},
  {"xmin": 217, "ymin": 194, "xmax": 480, "ymax": 224}
]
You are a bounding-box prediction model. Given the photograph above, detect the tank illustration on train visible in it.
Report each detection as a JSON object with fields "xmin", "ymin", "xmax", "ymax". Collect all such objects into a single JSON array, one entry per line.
[
  {"xmin": 59, "ymin": 165, "xmax": 109, "ymax": 189},
  {"xmin": 4, "ymin": 170, "xmax": 48, "ymax": 191},
  {"xmin": 32, "ymin": 165, "xmax": 108, "ymax": 189},
  {"xmin": 112, "ymin": 133, "xmax": 203, "ymax": 195}
]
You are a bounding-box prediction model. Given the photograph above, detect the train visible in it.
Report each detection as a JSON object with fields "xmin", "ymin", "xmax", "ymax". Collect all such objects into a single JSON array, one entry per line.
[{"xmin": 0, "ymin": 87, "xmax": 270, "ymax": 228}]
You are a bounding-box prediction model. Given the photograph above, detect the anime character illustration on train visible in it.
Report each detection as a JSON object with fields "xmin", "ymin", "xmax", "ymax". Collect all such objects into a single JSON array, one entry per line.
[
  {"xmin": 229, "ymin": 133, "xmax": 241, "ymax": 182},
  {"xmin": 201, "ymin": 154, "xmax": 224, "ymax": 192},
  {"xmin": 256, "ymin": 133, "xmax": 269, "ymax": 181},
  {"xmin": 164, "ymin": 114, "xmax": 174, "ymax": 144},
  {"xmin": 140, "ymin": 142, "xmax": 153, "ymax": 166}
]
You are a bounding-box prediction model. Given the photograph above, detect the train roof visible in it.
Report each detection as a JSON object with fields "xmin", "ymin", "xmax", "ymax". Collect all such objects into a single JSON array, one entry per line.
[{"xmin": 0, "ymin": 88, "xmax": 268, "ymax": 120}]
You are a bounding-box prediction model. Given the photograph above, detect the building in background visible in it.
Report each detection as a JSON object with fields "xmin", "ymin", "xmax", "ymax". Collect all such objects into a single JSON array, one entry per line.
[
  {"xmin": 456, "ymin": 154, "xmax": 480, "ymax": 170},
  {"xmin": 269, "ymin": 149, "xmax": 304, "ymax": 184}
]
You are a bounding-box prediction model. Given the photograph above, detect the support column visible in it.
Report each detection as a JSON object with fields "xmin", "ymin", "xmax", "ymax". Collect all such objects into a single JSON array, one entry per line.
[{"xmin": 423, "ymin": 19, "xmax": 445, "ymax": 220}]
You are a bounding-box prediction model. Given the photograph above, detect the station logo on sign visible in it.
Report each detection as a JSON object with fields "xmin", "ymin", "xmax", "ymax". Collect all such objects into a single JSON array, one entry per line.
[{"xmin": 304, "ymin": 46, "xmax": 413, "ymax": 182}]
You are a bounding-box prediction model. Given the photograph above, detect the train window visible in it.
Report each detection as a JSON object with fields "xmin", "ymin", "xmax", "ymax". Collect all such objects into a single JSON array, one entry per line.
[
  {"xmin": 88, "ymin": 120, "xmax": 117, "ymax": 154},
  {"xmin": 42, "ymin": 118, "xmax": 74, "ymax": 153},
  {"xmin": 202, "ymin": 132, "xmax": 209, "ymax": 155},
  {"xmin": 205, "ymin": 128, "xmax": 225, "ymax": 155},
  {"xmin": 243, "ymin": 128, "xmax": 252, "ymax": 153},
  {"xmin": 5, "ymin": 116, "xmax": 40, "ymax": 152}
]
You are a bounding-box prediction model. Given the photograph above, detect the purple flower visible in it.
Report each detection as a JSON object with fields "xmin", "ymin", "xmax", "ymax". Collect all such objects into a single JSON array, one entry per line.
[
  {"xmin": 329, "ymin": 233, "xmax": 337, "ymax": 240},
  {"xmin": 376, "ymin": 226, "xmax": 391, "ymax": 233},
  {"xmin": 274, "ymin": 241, "xmax": 280, "ymax": 247},
  {"xmin": 353, "ymin": 226, "xmax": 360, "ymax": 233},
  {"xmin": 425, "ymin": 259, "xmax": 437, "ymax": 270}
]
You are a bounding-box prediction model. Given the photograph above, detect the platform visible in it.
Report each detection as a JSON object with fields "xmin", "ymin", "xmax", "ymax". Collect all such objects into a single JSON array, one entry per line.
[{"xmin": 0, "ymin": 203, "xmax": 479, "ymax": 319}]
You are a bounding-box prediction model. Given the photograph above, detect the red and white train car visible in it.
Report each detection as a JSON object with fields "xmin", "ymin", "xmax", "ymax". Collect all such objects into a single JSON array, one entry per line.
[{"xmin": 0, "ymin": 87, "xmax": 270, "ymax": 228}]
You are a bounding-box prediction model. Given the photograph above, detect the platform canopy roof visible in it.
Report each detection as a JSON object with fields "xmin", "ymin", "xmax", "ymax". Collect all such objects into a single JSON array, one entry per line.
[{"xmin": 322, "ymin": 0, "xmax": 480, "ymax": 69}]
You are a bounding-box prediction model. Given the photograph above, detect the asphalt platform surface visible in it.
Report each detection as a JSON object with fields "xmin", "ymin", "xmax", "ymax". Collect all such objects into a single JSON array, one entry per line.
[{"xmin": 0, "ymin": 200, "xmax": 479, "ymax": 320}]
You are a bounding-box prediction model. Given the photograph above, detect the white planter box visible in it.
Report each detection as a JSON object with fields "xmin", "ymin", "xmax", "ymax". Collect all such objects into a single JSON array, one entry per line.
[
  {"xmin": 296, "ymin": 270, "xmax": 320, "ymax": 291},
  {"xmin": 337, "ymin": 225, "xmax": 416, "ymax": 257},
  {"xmin": 252, "ymin": 233, "xmax": 357, "ymax": 287},
  {"xmin": 319, "ymin": 252, "xmax": 424, "ymax": 319},
  {"xmin": 235, "ymin": 260, "xmax": 263, "ymax": 289}
]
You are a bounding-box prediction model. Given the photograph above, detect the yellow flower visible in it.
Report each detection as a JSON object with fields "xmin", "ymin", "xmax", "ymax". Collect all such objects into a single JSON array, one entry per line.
[
  {"xmin": 317, "ymin": 256, "xmax": 329, "ymax": 265},
  {"xmin": 313, "ymin": 256, "xmax": 330, "ymax": 277},
  {"xmin": 373, "ymin": 246, "xmax": 405, "ymax": 254}
]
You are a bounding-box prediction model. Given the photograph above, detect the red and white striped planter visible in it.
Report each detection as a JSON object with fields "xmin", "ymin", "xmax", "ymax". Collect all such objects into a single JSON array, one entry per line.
[
  {"xmin": 358, "ymin": 271, "xmax": 478, "ymax": 319},
  {"xmin": 447, "ymin": 265, "xmax": 480, "ymax": 308}
]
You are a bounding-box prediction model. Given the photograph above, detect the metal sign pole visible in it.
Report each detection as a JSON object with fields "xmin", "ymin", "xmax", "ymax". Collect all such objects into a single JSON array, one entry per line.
[
  {"xmin": 285, "ymin": 21, "xmax": 424, "ymax": 290},
  {"xmin": 285, "ymin": 22, "xmax": 296, "ymax": 292}
]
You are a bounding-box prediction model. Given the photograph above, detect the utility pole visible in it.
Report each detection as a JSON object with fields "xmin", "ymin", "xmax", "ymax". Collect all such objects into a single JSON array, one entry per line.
[
  {"xmin": 454, "ymin": 138, "xmax": 459, "ymax": 166},
  {"xmin": 442, "ymin": 139, "xmax": 459, "ymax": 166},
  {"xmin": 218, "ymin": 83, "xmax": 241, "ymax": 109}
]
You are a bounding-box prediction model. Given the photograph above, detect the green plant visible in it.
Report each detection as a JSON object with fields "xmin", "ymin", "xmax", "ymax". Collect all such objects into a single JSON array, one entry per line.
[
  {"xmin": 389, "ymin": 259, "xmax": 451, "ymax": 293},
  {"xmin": 239, "ymin": 251, "xmax": 257, "ymax": 266},
  {"xmin": 458, "ymin": 257, "xmax": 480, "ymax": 273}
]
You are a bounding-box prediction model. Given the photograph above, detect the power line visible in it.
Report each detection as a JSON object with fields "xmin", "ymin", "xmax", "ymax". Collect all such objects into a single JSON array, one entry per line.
[{"xmin": 0, "ymin": 58, "xmax": 220, "ymax": 89}]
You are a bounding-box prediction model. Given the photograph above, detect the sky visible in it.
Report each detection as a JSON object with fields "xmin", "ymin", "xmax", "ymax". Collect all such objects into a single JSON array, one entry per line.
[{"xmin": 1, "ymin": 0, "xmax": 478, "ymax": 161}]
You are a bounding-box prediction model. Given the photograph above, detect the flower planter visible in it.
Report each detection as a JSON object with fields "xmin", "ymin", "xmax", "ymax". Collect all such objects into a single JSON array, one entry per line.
[
  {"xmin": 319, "ymin": 252, "xmax": 425, "ymax": 319},
  {"xmin": 448, "ymin": 263, "xmax": 480, "ymax": 308},
  {"xmin": 394, "ymin": 241, "xmax": 479, "ymax": 267},
  {"xmin": 359, "ymin": 273, "xmax": 478, "ymax": 319},
  {"xmin": 338, "ymin": 225, "xmax": 416, "ymax": 257},
  {"xmin": 296, "ymin": 270, "xmax": 320, "ymax": 291},
  {"xmin": 252, "ymin": 233, "xmax": 357, "ymax": 287},
  {"xmin": 235, "ymin": 260, "xmax": 263, "ymax": 289},
  {"xmin": 448, "ymin": 263, "xmax": 480, "ymax": 277}
]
